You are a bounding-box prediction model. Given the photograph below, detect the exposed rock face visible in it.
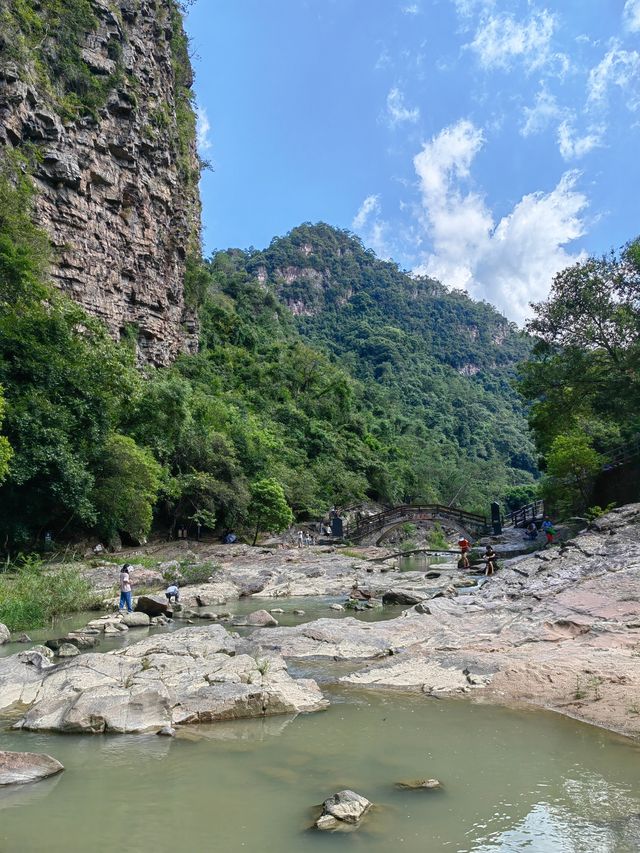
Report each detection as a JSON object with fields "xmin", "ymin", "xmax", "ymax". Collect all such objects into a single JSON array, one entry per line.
[
  {"xmin": 0, "ymin": 0, "xmax": 200, "ymax": 365},
  {"xmin": 0, "ymin": 751, "xmax": 64, "ymax": 786},
  {"xmin": 0, "ymin": 623, "xmax": 9, "ymax": 644},
  {"xmin": 0, "ymin": 625, "xmax": 327, "ymax": 733}
]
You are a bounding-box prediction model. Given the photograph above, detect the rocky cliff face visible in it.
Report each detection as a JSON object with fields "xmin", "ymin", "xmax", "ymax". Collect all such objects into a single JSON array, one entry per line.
[{"xmin": 0, "ymin": 0, "xmax": 200, "ymax": 364}]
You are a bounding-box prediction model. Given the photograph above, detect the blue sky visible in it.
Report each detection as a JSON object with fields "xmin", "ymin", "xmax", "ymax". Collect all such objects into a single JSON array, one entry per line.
[{"xmin": 185, "ymin": 0, "xmax": 640, "ymax": 324}]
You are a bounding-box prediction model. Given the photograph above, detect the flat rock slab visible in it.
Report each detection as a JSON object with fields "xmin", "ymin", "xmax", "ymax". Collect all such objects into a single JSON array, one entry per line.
[
  {"xmin": 0, "ymin": 625, "xmax": 327, "ymax": 734},
  {"xmin": 0, "ymin": 751, "xmax": 64, "ymax": 785}
]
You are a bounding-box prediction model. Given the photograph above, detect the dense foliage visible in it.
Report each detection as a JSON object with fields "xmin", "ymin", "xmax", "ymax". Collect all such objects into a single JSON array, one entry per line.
[
  {"xmin": 518, "ymin": 238, "xmax": 640, "ymax": 512},
  {"xmin": 0, "ymin": 160, "xmax": 539, "ymax": 549}
]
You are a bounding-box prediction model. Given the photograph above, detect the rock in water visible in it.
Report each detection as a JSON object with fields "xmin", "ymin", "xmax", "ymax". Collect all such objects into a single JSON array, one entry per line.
[
  {"xmin": 56, "ymin": 643, "xmax": 80, "ymax": 658},
  {"xmin": 1, "ymin": 625, "xmax": 328, "ymax": 734},
  {"xmin": 244, "ymin": 610, "xmax": 278, "ymax": 627},
  {"xmin": 122, "ymin": 612, "xmax": 151, "ymax": 628},
  {"xmin": 315, "ymin": 790, "xmax": 372, "ymax": 830},
  {"xmin": 395, "ymin": 778, "xmax": 442, "ymax": 790},
  {"xmin": 135, "ymin": 595, "xmax": 170, "ymax": 618},
  {"xmin": 0, "ymin": 751, "xmax": 64, "ymax": 785},
  {"xmin": 382, "ymin": 589, "xmax": 426, "ymax": 605},
  {"xmin": 0, "ymin": 623, "xmax": 10, "ymax": 645}
]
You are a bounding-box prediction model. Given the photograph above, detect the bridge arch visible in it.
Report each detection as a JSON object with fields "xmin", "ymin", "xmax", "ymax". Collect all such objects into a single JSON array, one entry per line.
[{"xmin": 345, "ymin": 504, "xmax": 488, "ymax": 545}]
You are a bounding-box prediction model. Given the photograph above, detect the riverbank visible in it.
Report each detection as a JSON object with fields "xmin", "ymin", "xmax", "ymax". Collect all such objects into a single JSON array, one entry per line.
[{"xmin": 0, "ymin": 506, "xmax": 639, "ymax": 739}]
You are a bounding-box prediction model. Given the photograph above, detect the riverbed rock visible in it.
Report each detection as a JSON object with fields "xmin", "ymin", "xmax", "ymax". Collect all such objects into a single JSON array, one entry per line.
[
  {"xmin": 0, "ymin": 623, "xmax": 10, "ymax": 644},
  {"xmin": 135, "ymin": 595, "xmax": 170, "ymax": 618},
  {"xmin": 315, "ymin": 790, "xmax": 372, "ymax": 830},
  {"xmin": 395, "ymin": 778, "xmax": 442, "ymax": 790},
  {"xmin": 121, "ymin": 612, "xmax": 151, "ymax": 628},
  {"xmin": 1, "ymin": 625, "xmax": 327, "ymax": 734},
  {"xmin": 382, "ymin": 589, "xmax": 427, "ymax": 605},
  {"xmin": 243, "ymin": 610, "xmax": 278, "ymax": 627},
  {"xmin": 0, "ymin": 751, "xmax": 64, "ymax": 785},
  {"xmin": 56, "ymin": 643, "xmax": 80, "ymax": 658}
]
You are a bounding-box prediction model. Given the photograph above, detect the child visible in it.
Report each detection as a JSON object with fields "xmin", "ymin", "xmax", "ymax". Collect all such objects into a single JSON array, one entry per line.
[{"xmin": 542, "ymin": 518, "xmax": 555, "ymax": 546}]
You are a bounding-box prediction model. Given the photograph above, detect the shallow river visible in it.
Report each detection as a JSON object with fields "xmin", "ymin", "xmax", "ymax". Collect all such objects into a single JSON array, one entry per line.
[{"xmin": 1, "ymin": 686, "xmax": 640, "ymax": 852}]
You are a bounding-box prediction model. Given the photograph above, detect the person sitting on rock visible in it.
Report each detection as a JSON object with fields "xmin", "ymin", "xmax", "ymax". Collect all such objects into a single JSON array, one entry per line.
[
  {"xmin": 458, "ymin": 537, "xmax": 471, "ymax": 569},
  {"xmin": 165, "ymin": 582, "xmax": 180, "ymax": 604},
  {"xmin": 483, "ymin": 545, "xmax": 497, "ymax": 576},
  {"xmin": 524, "ymin": 522, "xmax": 538, "ymax": 540}
]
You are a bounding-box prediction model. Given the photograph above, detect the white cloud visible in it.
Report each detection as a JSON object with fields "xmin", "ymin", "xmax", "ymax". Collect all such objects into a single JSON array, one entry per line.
[
  {"xmin": 520, "ymin": 87, "xmax": 563, "ymax": 136},
  {"xmin": 452, "ymin": 0, "xmax": 494, "ymax": 17},
  {"xmin": 587, "ymin": 45, "xmax": 640, "ymax": 110},
  {"xmin": 351, "ymin": 195, "xmax": 391, "ymax": 259},
  {"xmin": 352, "ymin": 194, "xmax": 381, "ymax": 230},
  {"xmin": 385, "ymin": 87, "xmax": 420, "ymax": 127},
  {"xmin": 412, "ymin": 120, "xmax": 588, "ymax": 324},
  {"xmin": 468, "ymin": 10, "xmax": 567, "ymax": 75},
  {"xmin": 624, "ymin": 0, "xmax": 640, "ymax": 32},
  {"xmin": 401, "ymin": 3, "xmax": 419, "ymax": 14},
  {"xmin": 196, "ymin": 105, "xmax": 213, "ymax": 152},
  {"xmin": 556, "ymin": 120, "xmax": 605, "ymax": 160}
]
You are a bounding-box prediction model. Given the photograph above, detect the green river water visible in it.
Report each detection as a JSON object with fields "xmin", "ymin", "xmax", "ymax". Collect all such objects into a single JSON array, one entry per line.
[{"xmin": 1, "ymin": 599, "xmax": 639, "ymax": 852}]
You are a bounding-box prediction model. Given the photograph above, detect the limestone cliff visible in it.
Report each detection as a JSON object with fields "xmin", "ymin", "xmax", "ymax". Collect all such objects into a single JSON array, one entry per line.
[{"xmin": 0, "ymin": 0, "xmax": 201, "ymax": 364}]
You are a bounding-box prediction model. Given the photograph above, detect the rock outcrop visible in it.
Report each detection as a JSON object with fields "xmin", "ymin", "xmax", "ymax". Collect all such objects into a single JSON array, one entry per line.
[
  {"xmin": 0, "ymin": 751, "xmax": 64, "ymax": 785},
  {"xmin": 0, "ymin": 0, "xmax": 200, "ymax": 364},
  {"xmin": 0, "ymin": 624, "xmax": 327, "ymax": 733}
]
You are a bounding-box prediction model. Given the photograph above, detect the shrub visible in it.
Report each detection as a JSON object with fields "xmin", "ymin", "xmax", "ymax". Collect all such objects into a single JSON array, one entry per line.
[{"xmin": 0, "ymin": 555, "xmax": 101, "ymax": 631}]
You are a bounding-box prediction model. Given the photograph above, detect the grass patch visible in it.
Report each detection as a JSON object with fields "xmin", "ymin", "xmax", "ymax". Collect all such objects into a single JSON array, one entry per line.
[
  {"xmin": 0, "ymin": 556, "xmax": 103, "ymax": 631},
  {"xmin": 340, "ymin": 549, "xmax": 363, "ymax": 559}
]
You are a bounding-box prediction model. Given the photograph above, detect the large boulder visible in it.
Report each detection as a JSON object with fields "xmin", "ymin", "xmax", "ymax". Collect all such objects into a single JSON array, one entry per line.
[
  {"xmin": 244, "ymin": 609, "xmax": 278, "ymax": 627},
  {"xmin": 135, "ymin": 595, "xmax": 170, "ymax": 618},
  {"xmin": 315, "ymin": 790, "xmax": 372, "ymax": 830},
  {"xmin": 0, "ymin": 625, "xmax": 328, "ymax": 734},
  {"xmin": 121, "ymin": 612, "xmax": 150, "ymax": 628},
  {"xmin": 0, "ymin": 751, "xmax": 64, "ymax": 785},
  {"xmin": 382, "ymin": 589, "xmax": 426, "ymax": 605},
  {"xmin": 0, "ymin": 623, "xmax": 10, "ymax": 645}
]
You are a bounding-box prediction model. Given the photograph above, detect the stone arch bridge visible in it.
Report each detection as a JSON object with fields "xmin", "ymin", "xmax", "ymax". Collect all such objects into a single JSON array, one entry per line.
[{"xmin": 344, "ymin": 504, "xmax": 488, "ymax": 546}]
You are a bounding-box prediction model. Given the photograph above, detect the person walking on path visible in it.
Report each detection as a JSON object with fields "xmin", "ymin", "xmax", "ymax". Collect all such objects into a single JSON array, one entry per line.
[
  {"xmin": 119, "ymin": 564, "xmax": 133, "ymax": 613},
  {"xmin": 542, "ymin": 518, "xmax": 555, "ymax": 546}
]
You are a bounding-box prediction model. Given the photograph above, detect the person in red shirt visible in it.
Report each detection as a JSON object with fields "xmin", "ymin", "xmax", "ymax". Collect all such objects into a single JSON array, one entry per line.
[{"xmin": 458, "ymin": 537, "xmax": 470, "ymax": 569}]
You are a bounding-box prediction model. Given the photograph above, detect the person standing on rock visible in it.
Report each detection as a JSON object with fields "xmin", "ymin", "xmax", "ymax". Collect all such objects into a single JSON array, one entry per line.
[
  {"xmin": 458, "ymin": 536, "xmax": 471, "ymax": 569},
  {"xmin": 119, "ymin": 564, "xmax": 133, "ymax": 613},
  {"xmin": 542, "ymin": 518, "xmax": 555, "ymax": 546}
]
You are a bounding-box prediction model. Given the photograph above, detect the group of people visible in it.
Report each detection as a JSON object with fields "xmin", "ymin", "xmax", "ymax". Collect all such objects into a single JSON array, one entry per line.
[
  {"xmin": 297, "ymin": 530, "xmax": 315, "ymax": 547},
  {"xmin": 524, "ymin": 518, "xmax": 556, "ymax": 545},
  {"xmin": 458, "ymin": 537, "xmax": 498, "ymax": 576},
  {"xmin": 118, "ymin": 564, "xmax": 180, "ymax": 613}
]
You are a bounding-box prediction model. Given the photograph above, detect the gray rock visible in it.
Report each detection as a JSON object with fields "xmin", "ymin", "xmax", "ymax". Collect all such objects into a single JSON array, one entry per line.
[
  {"xmin": 157, "ymin": 725, "xmax": 176, "ymax": 737},
  {"xmin": 293, "ymin": 609, "xmax": 305, "ymax": 615},
  {"xmin": 135, "ymin": 595, "xmax": 170, "ymax": 618},
  {"xmin": 56, "ymin": 643, "xmax": 80, "ymax": 658},
  {"xmin": 0, "ymin": 751, "xmax": 64, "ymax": 785},
  {"xmin": 330, "ymin": 604, "xmax": 344, "ymax": 611},
  {"xmin": 1, "ymin": 625, "xmax": 327, "ymax": 734},
  {"xmin": 316, "ymin": 790, "xmax": 372, "ymax": 829},
  {"xmin": 122, "ymin": 612, "xmax": 150, "ymax": 628},
  {"xmin": 0, "ymin": 623, "xmax": 10, "ymax": 645},
  {"xmin": 17, "ymin": 634, "xmax": 31, "ymax": 643},
  {"xmin": 382, "ymin": 589, "xmax": 426, "ymax": 605},
  {"xmin": 244, "ymin": 610, "xmax": 278, "ymax": 627},
  {"xmin": 395, "ymin": 778, "xmax": 442, "ymax": 790}
]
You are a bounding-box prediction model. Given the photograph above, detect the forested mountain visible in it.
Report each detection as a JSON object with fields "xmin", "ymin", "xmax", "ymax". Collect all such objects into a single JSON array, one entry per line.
[
  {"xmin": 0, "ymin": 160, "xmax": 537, "ymax": 549},
  {"xmin": 238, "ymin": 223, "xmax": 538, "ymax": 509}
]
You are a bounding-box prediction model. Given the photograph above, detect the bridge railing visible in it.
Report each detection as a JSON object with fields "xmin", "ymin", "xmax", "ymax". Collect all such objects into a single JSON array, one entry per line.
[
  {"xmin": 506, "ymin": 499, "xmax": 545, "ymax": 528},
  {"xmin": 602, "ymin": 434, "xmax": 640, "ymax": 470},
  {"xmin": 345, "ymin": 504, "xmax": 488, "ymax": 542}
]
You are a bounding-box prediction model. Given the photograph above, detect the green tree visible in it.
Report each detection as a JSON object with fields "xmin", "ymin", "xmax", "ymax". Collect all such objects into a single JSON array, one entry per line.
[
  {"xmin": 92, "ymin": 433, "xmax": 161, "ymax": 543},
  {"xmin": 544, "ymin": 433, "xmax": 602, "ymax": 514},
  {"xmin": 0, "ymin": 387, "xmax": 12, "ymax": 483},
  {"xmin": 248, "ymin": 478, "xmax": 294, "ymax": 545}
]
